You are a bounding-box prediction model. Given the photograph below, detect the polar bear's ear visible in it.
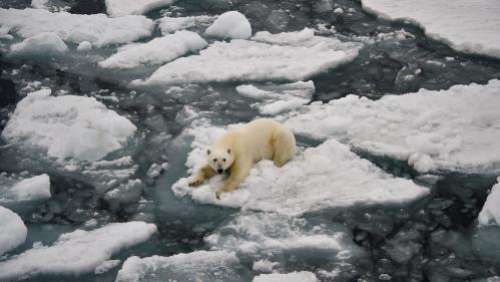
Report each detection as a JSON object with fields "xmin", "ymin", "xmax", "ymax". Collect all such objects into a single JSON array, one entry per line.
[
  {"xmin": 227, "ymin": 149, "xmax": 231, "ymax": 154},
  {"xmin": 206, "ymin": 149, "xmax": 211, "ymax": 155}
]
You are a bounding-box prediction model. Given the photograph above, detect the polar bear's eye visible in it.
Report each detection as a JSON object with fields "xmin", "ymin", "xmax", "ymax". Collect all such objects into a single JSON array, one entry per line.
[
  {"xmin": 213, "ymin": 158, "xmax": 217, "ymax": 162},
  {"xmin": 222, "ymin": 158, "xmax": 226, "ymax": 162}
]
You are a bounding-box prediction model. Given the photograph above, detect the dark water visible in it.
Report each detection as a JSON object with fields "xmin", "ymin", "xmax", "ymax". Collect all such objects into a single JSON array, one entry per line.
[{"xmin": 1, "ymin": 0, "xmax": 500, "ymax": 281}]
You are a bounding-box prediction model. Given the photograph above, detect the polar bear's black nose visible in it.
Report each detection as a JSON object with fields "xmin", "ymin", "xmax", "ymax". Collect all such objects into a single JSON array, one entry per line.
[{"xmin": 217, "ymin": 169, "xmax": 223, "ymax": 174}]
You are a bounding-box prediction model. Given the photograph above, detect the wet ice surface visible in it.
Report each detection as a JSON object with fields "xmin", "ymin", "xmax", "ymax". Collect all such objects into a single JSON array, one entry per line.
[{"xmin": 0, "ymin": 0, "xmax": 500, "ymax": 281}]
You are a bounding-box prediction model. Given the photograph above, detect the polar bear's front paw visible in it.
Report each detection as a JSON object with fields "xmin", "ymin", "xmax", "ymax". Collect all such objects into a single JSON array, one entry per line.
[
  {"xmin": 188, "ymin": 178, "xmax": 203, "ymax": 187},
  {"xmin": 215, "ymin": 190, "xmax": 223, "ymax": 200}
]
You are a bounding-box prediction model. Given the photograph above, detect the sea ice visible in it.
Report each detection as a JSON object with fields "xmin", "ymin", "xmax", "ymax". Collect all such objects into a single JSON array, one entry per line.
[
  {"xmin": 253, "ymin": 271, "xmax": 318, "ymax": 282},
  {"xmin": 283, "ymin": 80, "xmax": 500, "ymax": 174},
  {"xmin": 204, "ymin": 11, "xmax": 252, "ymax": 40},
  {"xmin": 0, "ymin": 206, "xmax": 27, "ymax": 256},
  {"xmin": 9, "ymin": 32, "xmax": 67, "ymax": 58},
  {"xmin": 0, "ymin": 8, "xmax": 154, "ymax": 47},
  {"xmin": 478, "ymin": 178, "xmax": 500, "ymax": 226},
  {"xmin": 105, "ymin": 0, "xmax": 174, "ymax": 17},
  {"xmin": 0, "ymin": 221, "xmax": 157, "ymax": 280},
  {"xmin": 115, "ymin": 250, "xmax": 245, "ymax": 282},
  {"xmin": 157, "ymin": 15, "xmax": 215, "ymax": 35},
  {"xmin": 172, "ymin": 121, "xmax": 428, "ymax": 215},
  {"xmin": 0, "ymin": 174, "xmax": 51, "ymax": 204},
  {"xmin": 361, "ymin": 0, "xmax": 500, "ymax": 58},
  {"xmin": 99, "ymin": 31, "xmax": 208, "ymax": 69},
  {"xmin": 136, "ymin": 28, "xmax": 360, "ymax": 86},
  {"xmin": 1, "ymin": 88, "xmax": 137, "ymax": 162},
  {"xmin": 236, "ymin": 81, "xmax": 314, "ymax": 115}
]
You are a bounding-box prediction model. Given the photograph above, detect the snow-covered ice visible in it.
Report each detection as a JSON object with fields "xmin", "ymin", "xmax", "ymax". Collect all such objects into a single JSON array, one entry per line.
[
  {"xmin": 94, "ymin": 259, "xmax": 121, "ymax": 275},
  {"xmin": 253, "ymin": 271, "xmax": 318, "ymax": 282},
  {"xmin": 361, "ymin": 0, "xmax": 500, "ymax": 58},
  {"xmin": 99, "ymin": 31, "xmax": 207, "ymax": 69},
  {"xmin": 158, "ymin": 15, "xmax": 215, "ymax": 35},
  {"xmin": 478, "ymin": 178, "xmax": 500, "ymax": 226},
  {"xmin": 0, "ymin": 221, "xmax": 157, "ymax": 280},
  {"xmin": 136, "ymin": 28, "xmax": 360, "ymax": 86},
  {"xmin": 9, "ymin": 32, "xmax": 67, "ymax": 58},
  {"xmin": 0, "ymin": 206, "xmax": 27, "ymax": 256},
  {"xmin": 0, "ymin": 174, "xmax": 51, "ymax": 204},
  {"xmin": 115, "ymin": 250, "xmax": 244, "ymax": 282},
  {"xmin": 31, "ymin": 0, "xmax": 48, "ymax": 9},
  {"xmin": 204, "ymin": 11, "xmax": 252, "ymax": 40},
  {"xmin": 1, "ymin": 88, "xmax": 137, "ymax": 162},
  {"xmin": 106, "ymin": 0, "xmax": 174, "ymax": 17},
  {"xmin": 206, "ymin": 212, "xmax": 365, "ymax": 264},
  {"xmin": 0, "ymin": 8, "xmax": 154, "ymax": 47},
  {"xmin": 283, "ymin": 80, "xmax": 500, "ymax": 174},
  {"xmin": 172, "ymin": 121, "xmax": 428, "ymax": 215},
  {"xmin": 236, "ymin": 81, "xmax": 314, "ymax": 115}
]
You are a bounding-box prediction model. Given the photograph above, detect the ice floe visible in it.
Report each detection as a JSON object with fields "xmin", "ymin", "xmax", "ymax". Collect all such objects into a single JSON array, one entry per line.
[
  {"xmin": 99, "ymin": 31, "xmax": 207, "ymax": 69},
  {"xmin": 283, "ymin": 80, "xmax": 500, "ymax": 174},
  {"xmin": 157, "ymin": 15, "xmax": 215, "ymax": 35},
  {"xmin": 236, "ymin": 81, "xmax": 314, "ymax": 115},
  {"xmin": 253, "ymin": 271, "xmax": 318, "ymax": 282},
  {"xmin": 478, "ymin": 178, "xmax": 500, "ymax": 226},
  {"xmin": 361, "ymin": 0, "xmax": 500, "ymax": 58},
  {"xmin": 0, "ymin": 221, "xmax": 157, "ymax": 280},
  {"xmin": 0, "ymin": 174, "xmax": 51, "ymax": 204},
  {"xmin": 205, "ymin": 11, "xmax": 252, "ymax": 40},
  {"xmin": 172, "ymin": 121, "xmax": 428, "ymax": 215},
  {"xmin": 9, "ymin": 32, "xmax": 67, "ymax": 58},
  {"xmin": 136, "ymin": 28, "xmax": 360, "ymax": 86},
  {"xmin": 115, "ymin": 250, "xmax": 245, "ymax": 282},
  {"xmin": 0, "ymin": 8, "xmax": 154, "ymax": 47},
  {"xmin": 0, "ymin": 206, "xmax": 27, "ymax": 256},
  {"xmin": 105, "ymin": 0, "xmax": 174, "ymax": 17},
  {"xmin": 1, "ymin": 88, "xmax": 137, "ymax": 162}
]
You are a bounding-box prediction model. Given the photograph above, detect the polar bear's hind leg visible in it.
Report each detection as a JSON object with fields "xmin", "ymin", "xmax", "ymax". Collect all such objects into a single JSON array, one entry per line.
[{"xmin": 272, "ymin": 126, "xmax": 297, "ymax": 167}]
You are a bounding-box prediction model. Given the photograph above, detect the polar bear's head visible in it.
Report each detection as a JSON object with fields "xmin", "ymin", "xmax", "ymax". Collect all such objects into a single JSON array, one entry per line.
[{"xmin": 206, "ymin": 147, "xmax": 234, "ymax": 174}]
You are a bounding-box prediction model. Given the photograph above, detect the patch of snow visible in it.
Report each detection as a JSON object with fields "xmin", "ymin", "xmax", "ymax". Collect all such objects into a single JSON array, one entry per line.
[
  {"xmin": 0, "ymin": 174, "xmax": 51, "ymax": 204},
  {"xmin": 172, "ymin": 121, "xmax": 428, "ymax": 216},
  {"xmin": 253, "ymin": 271, "xmax": 318, "ymax": 282},
  {"xmin": 157, "ymin": 15, "xmax": 215, "ymax": 35},
  {"xmin": 1, "ymin": 88, "xmax": 137, "ymax": 162},
  {"xmin": 361, "ymin": 0, "xmax": 500, "ymax": 58},
  {"xmin": 205, "ymin": 11, "xmax": 252, "ymax": 40},
  {"xmin": 236, "ymin": 81, "xmax": 314, "ymax": 115},
  {"xmin": 0, "ymin": 221, "xmax": 157, "ymax": 280},
  {"xmin": 0, "ymin": 8, "xmax": 154, "ymax": 47},
  {"xmin": 478, "ymin": 178, "xmax": 500, "ymax": 226},
  {"xmin": 0, "ymin": 206, "xmax": 27, "ymax": 256},
  {"xmin": 106, "ymin": 0, "xmax": 174, "ymax": 17},
  {"xmin": 9, "ymin": 32, "xmax": 67, "ymax": 57},
  {"xmin": 135, "ymin": 28, "xmax": 360, "ymax": 86},
  {"xmin": 283, "ymin": 80, "xmax": 500, "ymax": 174},
  {"xmin": 99, "ymin": 31, "xmax": 207, "ymax": 69},
  {"xmin": 115, "ymin": 250, "xmax": 244, "ymax": 282}
]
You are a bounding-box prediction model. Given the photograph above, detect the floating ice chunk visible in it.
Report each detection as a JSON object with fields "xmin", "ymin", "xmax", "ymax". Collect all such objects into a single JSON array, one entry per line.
[
  {"xmin": 99, "ymin": 31, "xmax": 208, "ymax": 69},
  {"xmin": 31, "ymin": 0, "xmax": 48, "ymax": 9},
  {"xmin": 115, "ymin": 251, "xmax": 244, "ymax": 282},
  {"xmin": 205, "ymin": 11, "xmax": 252, "ymax": 40},
  {"xmin": 284, "ymin": 80, "xmax": 500, "ymax": 174},
  {"xmin": 0, "ymin": 8, "xmax": 154, "ymax": 47},
  {"xmin": 253, "ymin": 259, "xmax": 279, "ymax": 273},
  {"xmin": 158, "ymin": 15, "xmax": 216, "ymax": 35},
  {"xmin": 0, "ymin": 206, "xmax": 27, "ymax": 256},
  {"xmin": 253, "ymin": 271, "xmax": 318, "ymax": 282},
  {"xmin": 105, "ymin": 0, "xmax": 174, "ymax": 17},
  {"xmin": 361, "ymin": 0, "xmax": 500, "ymax": 58},
  {"xmin": 0, "ymin": 221, "xmax": 157, "ymax": 280},
  {"xmin": 236, "ymin": 81, "xmax": 314, "ymax": 115},
  {"xmin": 172, "ymin": 123, "xmax": 428, "ymax": 215},
  {"xmin": 1, "ymin": 88, "xmax": 137, "ymax": 162},
  {"xmin": 94, "ymin": 259, "xmax": 121, "ymax": 274},
  {"xmin": 478, "ymin": 178, "xmax": 500, "ymax": 226},
  {"xmin": 9, "ymin": 32, "xmax": 67, "ymax": 58},
  {"xmin": 136, "ymin": 29, "xmax": 360, "ymax": 86},
  {"xmin": 0, "ymin": 174, "xmax": 51, "ymax": 204},
  {"xmin": 77, "ymin": 41, "xmax": 92, "ymax": 52}
]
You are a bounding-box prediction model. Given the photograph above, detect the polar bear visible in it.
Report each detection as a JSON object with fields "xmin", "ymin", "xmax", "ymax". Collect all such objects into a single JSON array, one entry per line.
[{"xmin": 189, "ymin": 118, "xmax": 296, "ymax": 199}]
